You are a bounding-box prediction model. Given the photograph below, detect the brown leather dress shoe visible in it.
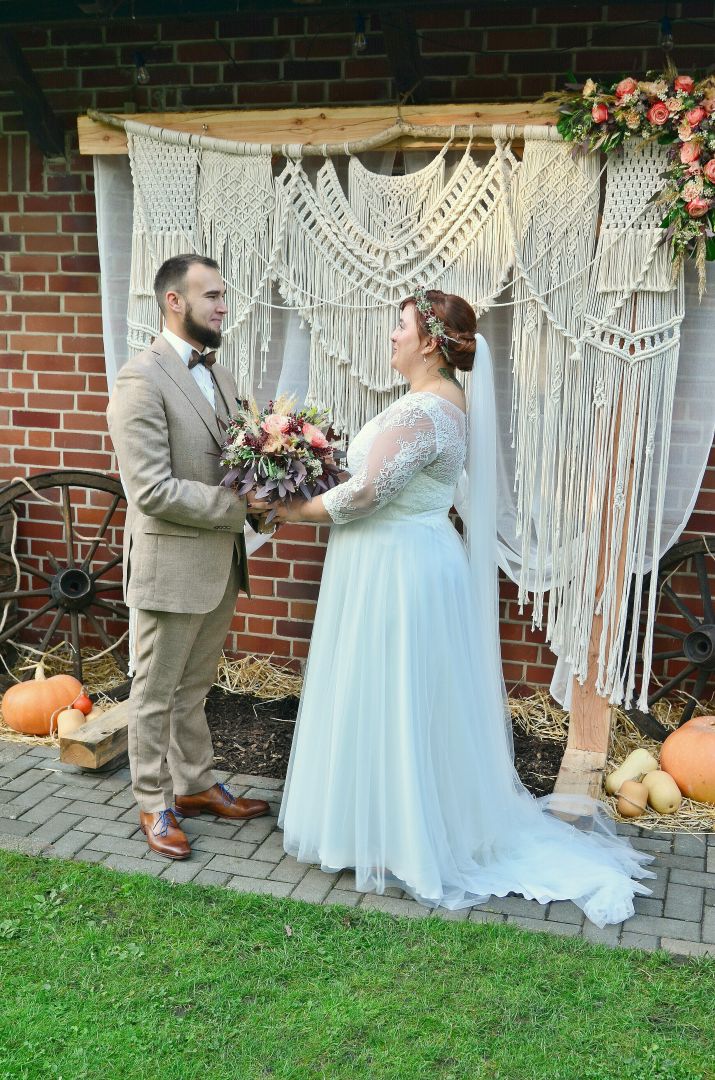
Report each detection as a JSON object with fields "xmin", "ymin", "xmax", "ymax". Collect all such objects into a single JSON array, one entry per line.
[
  {"xmin": 139, "ymin": 809, "xmax": 191, "ymax": 860},
  {"xmin": 175, "ymin": 783, "xmax": 270, "ymax": 821}
]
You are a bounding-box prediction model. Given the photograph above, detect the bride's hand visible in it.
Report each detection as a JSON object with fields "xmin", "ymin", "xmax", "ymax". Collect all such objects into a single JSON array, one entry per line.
[{"xmin": 271, "ymin": 499, "xmax": 307, "ymax": 524}]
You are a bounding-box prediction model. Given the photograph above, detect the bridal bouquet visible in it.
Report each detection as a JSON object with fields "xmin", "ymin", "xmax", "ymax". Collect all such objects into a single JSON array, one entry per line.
[{"xmin": 220, "ymin": 395, "xmax": 344, "ymax": 522}]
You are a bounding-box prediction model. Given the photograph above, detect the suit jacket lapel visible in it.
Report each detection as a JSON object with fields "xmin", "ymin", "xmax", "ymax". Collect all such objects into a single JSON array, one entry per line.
[
  {"xmin": 151, "ymin": 339, "xmax": 224, "ymax": 449},
  {"xmin": 212, "ymin": 365, "xmax": 236, "ymax": 431}
]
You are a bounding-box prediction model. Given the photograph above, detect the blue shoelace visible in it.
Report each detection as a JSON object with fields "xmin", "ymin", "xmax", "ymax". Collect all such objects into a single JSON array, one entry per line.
[
  {"xmin": 217, "ymin": 783, "xmax": 236, "ymax": 805},
  {"xmin": 152, "ymin": 809, "xmax": 176, "ymax": 837}
]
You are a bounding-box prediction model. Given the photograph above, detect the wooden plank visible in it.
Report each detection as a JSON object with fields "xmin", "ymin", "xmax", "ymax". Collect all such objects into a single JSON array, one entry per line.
[
  {"xmin": 78, "ymin": 100, "xmax": 559, "ymax": 156},
  {"xmin": 59, "ymin": 699, "xmax": 129, "ymax": 770}
]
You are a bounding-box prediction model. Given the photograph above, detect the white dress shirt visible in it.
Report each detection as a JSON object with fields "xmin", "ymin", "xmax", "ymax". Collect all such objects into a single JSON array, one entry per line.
[{"xmin": 162, "ymin": 327, "xmax": 216, "ymax": 411}]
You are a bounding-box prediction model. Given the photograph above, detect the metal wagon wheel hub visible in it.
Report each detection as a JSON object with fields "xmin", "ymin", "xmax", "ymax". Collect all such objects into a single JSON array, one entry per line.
[{"xmin": 0, "ymin": 470, "xmax": 128, "ymax": 684}]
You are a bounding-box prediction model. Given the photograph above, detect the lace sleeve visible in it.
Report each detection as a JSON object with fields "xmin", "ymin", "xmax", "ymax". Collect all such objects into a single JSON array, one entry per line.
[{"xmin": 323, "ymin": 403, "xmax": 438, "ymax": 524}]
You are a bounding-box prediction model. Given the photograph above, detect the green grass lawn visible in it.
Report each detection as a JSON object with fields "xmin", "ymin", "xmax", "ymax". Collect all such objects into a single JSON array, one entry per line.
[{"xmin": 0, "ymin": 851, "xmax": 713, "ymax": 1080}]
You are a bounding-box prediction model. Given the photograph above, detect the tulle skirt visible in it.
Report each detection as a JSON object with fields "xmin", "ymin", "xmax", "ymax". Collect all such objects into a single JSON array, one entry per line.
[{"xmin": 279, "ymin": 509, "xmax": 654, "ymax": 927}]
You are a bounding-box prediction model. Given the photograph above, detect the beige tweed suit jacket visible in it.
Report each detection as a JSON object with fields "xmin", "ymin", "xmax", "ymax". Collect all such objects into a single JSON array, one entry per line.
[{"xmin": 107, "ymin": 336, "xmax": 249, "ymax": 614}]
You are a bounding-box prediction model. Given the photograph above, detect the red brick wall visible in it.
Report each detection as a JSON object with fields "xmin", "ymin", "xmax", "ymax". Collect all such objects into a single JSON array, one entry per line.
[{"xmin": 1, "ymin": 3, "xmax": 714, "ymax": 689}]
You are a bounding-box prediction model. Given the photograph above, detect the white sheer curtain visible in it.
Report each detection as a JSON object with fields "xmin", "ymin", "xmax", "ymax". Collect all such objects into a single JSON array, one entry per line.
[{"xmin": 94, "ymin": 151, "xmax": 715, "ymax": 684}]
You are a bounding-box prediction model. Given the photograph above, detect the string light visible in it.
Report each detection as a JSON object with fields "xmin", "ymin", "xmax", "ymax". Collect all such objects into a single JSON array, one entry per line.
[
  {"xmin": 660, "ymin": 14, "xmax": 674, "ymax": 52},
  {"xmin": 353, "ymin": 14, "xmax": 367, "ymax": 54},
  {"xmin": 134, "ymin": 51, "xmax": 150, "ymax": 85}
]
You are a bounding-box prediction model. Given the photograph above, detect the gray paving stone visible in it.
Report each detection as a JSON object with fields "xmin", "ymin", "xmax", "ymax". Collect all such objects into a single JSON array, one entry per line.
[
  {"xmin": 0, "ymin": 832, "xmax": 48, "ymax": 856},
  {"xmin": 191, "ymin": 835, "xmax": 256, "ymax": 860},
  {"xmin": 620, "ymin": 931, "xmax": 660, "ymax": 951},
  {"xmin": 360, "ymin": 894, "xmax": 428, "ymax": 919},
  {"xmin": 179, "ymin": 816, "xmax": 238, "ymax": 839},
  {"xmin": 36, "ymin": 760, "xmax": 88, "ymax": 775},
  {"xmin": 107, "ymin": 790, "xmax": 136, "ymax": 809},
  {"xmin": 657, "ymin": 853, "xmax": 707, "ymax": 872},
  {"xmin": 614, "ymin": 822, "xmax": 641, "ymax": 836},
  {"xmin": 323, "ymin": 889, "xmax": 361, "ymax": 908},
  {"xmin": 103, "ymin": 852, "xmax": 165, "ymax": 876},
  {"xmin": 160, "ymin": 856, "xmax": 212, "ymax": 884},
  {"xmin": 4, "ymin": 781, "xmax": 62, "ymax": 816},
  {"xmin": 646, "ymin": 872, "xmax": 668, "ymax": 900},
  {"xmin": 243, "ymin": 788, "xmax": 282, "ymax": 809},
  {"xmin": 228, "ymin": 773, "xmax": 284, "ymax": 790},
  {"xmin": 233, "ymin": 816, "xmax": 276, "ymax": 844},
  {"xmin": 640, "ymin": 828, "xmax": 677, "ymax": 842},
  {"xmin": 204, "ymin": 854, "xmax": 272, "ymax": 879},
  {"xmin": 623, "ymin": 914, "xmax": 702, "ymax": 941},
  {"xmin": 633, "ymin": 896, "xmax": 665, "ymax": 917},
  {"xmin": 269, "ymin": 855, "xmax": 309, "ymax": 884},
  {"xmin": 52, "ymin": 785, "xmax": 112, "ymax": 805},
  {"xmin": 19, "ymin": 796, "xmax": 74, "ymax": 824},
  {"xmin": 25, "ymin": 745, "xmax": 59, "ymax": 760},
  {"xmin": 429, "ymin": 907, "xmax": 470, "ymax": 922},
  {"xmin": 0, "ymin": 757, "xmax": 41, "ymax": 779},
  {"xmin": 467, "ymin": 909, "xmax": 505, "ymax": 924},
  {"xmin": 702, "ymin": 907, "xmax": 715, "ymax": 945},
  {"xmin": 3, "ymin": 767, "xmax": 52, "ymax": 792},
  {"xmin": 336, "ymin": 870, "xmax": 357, "ymax": 890},
  {"xmin": 0, "ymin": 742, "xmax": 31, "ymax": 764},
  {"xmin": 0, "ymin": 817, "xmax": 38, "ymax": 838},
  {"xmin": 581, "ymin": 922, "xmax": 621, "ymax": 947},
  {"xmin": 664, "ymin": 882, "xmax": 704, "ymax": 922},
  {"xmin": 481, "ymin": 895, "xmax": 547, "ymax": 920},
  {"xmin": 0, "ymin": 790, "xmax": 15, "ymax": 805},
  {"xmin": 64, "ymin": 800, "xmax": 126, "ymax": 820},
  {"xmin": 673, "ymin": 833, "xmax": 708, "ymax": 857},
  {"xmin": 507, "ymin": 916, "xmax": 581, "ymax": 938},
  {"xmin": 23, "ymin": 812, "xmax": 83, "ymax": 844},
  {"xmin": 46, "ymin": 829, "xmax": 95, "ymax": 858},
  {"xmin": 668, "ymin": 867, "xmax": 715, "ymax": 890},
  {"xmin": 226, "ymin": 875, "xmax": 293, "ymax": 898},
  {"xmin": 290, "ymin": 868, "xmax": 338, "ymax": 903},
  {"xmin": 74, "ymin": 848, "xmax": 110, "ymax": 865},
  {"xmin": 46, "ymin": 771, "xmax": 100, "ymax": 789},
  {"xmin": 708, "ymin": 847, "xmax": 715, "ymax": 874},
  {"xmin": 193, "ymin": 868, "xmax": 231, "ymax": 888},
  {"xmin": 251, "ymin": 831, "xmax": 288, "ymax": 863},
  {"xmin": 661, "ymin": 937, "xmax": 715, "ymax": 957},
  {"xmin": 85, "ymin": 834, "xmax": 152, "ymax": 859},
  {"xmin": 546, "ymin": 901, "xmax": 584, "ymax": 925},
  {"xmin": 75, "ymin": 816, "xmax": 137, "ymax": 839},
  {"xmin": 633, "ymin": 837, "xmax": 673, "ymax": 853}
]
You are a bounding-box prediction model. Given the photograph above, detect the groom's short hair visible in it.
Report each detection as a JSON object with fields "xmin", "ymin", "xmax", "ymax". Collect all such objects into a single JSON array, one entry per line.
[{"xmin": 154, "ymin": 254, "xmax": 220, "ymax": 314}]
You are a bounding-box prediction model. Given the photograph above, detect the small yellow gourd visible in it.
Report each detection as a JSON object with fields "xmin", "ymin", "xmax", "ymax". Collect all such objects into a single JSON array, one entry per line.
[
  {"xmin": 642, "ymin": 770, "xmax": 682, "ymax": 815},
  {"xmin": 56, "ymin": 708, "xmax": 86, "ymax": 739},
  {"xmin": 616, "ymin": 780, "xmax": 648, "ymax": 818},
  {"xmin": 605, "ymin": 748, "xmax": 659, "ymax": 795}
]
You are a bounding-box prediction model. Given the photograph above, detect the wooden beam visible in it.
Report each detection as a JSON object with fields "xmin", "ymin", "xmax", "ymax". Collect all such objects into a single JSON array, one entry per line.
[
  {"xmin": 0, "ymin": 32, "xmax": 65, "ymax": 157},
  {"xmin": 78, "ymin": 101, "xmax": 559, "ymax": 156},
  {"xmin": 60, "ymin": 699, "xmax": 129, "ymax": 770}
]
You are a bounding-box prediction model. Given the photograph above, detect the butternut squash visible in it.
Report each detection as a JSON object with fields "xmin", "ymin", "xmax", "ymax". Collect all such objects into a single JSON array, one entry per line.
[{"xmin": 604, "ymin": 748, "xmax": 658, "ymax": 795}]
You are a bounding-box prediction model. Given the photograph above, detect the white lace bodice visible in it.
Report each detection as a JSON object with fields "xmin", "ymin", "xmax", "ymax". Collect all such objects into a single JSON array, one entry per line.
[{"xmin": 323, "ymin": 392, "xmax": 467, "ymax": 524}]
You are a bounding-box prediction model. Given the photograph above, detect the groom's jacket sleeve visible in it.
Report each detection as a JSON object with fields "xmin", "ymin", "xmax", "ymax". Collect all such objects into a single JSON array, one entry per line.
[{"xmin": 107, "ymin": 364, "xmax": 246, "ymax": 534}]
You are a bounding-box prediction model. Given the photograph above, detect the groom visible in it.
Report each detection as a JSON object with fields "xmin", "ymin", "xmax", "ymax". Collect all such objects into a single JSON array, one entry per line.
[{"xmin": 107, "ymin": 253, "xmax": 269, "ymax": 860}]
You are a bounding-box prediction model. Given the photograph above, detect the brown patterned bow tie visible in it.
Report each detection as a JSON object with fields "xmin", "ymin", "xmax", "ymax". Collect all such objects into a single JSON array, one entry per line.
[{"xmin": 188, "ymin": 350, "xmax": 216, "ymax": 370}]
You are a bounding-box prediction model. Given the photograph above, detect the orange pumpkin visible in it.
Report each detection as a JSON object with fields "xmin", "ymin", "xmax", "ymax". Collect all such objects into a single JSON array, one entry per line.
[
  {"xmin": 660, "ymin": 715, "xmax": 715, "ymax": 805},
  {"xmin": 1, "ymin": 671, "xmax": 83, "ymax": 736}
]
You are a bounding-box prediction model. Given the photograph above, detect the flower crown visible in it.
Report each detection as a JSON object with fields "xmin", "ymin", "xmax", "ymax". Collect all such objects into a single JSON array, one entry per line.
[{"xmin": 411, "ymin": 286, "xmax": 454, "ymax": 360}]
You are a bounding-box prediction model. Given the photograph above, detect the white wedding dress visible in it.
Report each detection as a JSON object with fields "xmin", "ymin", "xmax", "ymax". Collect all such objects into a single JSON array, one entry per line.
[{"xmin": 279, "ymin": 345, "xmax": 654, "ymax": 926}]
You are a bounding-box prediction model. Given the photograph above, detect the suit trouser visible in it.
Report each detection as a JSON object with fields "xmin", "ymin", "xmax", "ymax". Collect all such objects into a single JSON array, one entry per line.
[{"xmin": 128, "ymin": 557, "xmax": 240, "ymax": 812}]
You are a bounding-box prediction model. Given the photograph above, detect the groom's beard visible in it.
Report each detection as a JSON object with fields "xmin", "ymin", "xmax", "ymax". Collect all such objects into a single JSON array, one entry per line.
[{"xmin": 182, "ymin": 302, "xmax": 223, "ymax": 351}]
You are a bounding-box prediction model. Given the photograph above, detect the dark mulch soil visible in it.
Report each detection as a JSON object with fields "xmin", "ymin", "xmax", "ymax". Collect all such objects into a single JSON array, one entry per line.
[{"xmin": 206, "ymin": 686, "xmax": 564, "ymax": 798}]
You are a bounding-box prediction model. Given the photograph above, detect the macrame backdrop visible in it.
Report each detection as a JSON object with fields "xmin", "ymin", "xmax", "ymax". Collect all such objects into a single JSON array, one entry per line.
[{"xmin": 122, "ymin": 122, "xmax": 703, "ymax": 709}]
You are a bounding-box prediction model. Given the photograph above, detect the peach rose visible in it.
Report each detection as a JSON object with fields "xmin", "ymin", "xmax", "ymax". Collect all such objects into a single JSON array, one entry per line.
[
  {"xmin": 591, "ymin": 102, "xmax": 609, "ymax": 124},
  {"xmin": 674, "ymin": 75, "xmax": 695, "ymax": 95},
  {"xmin": 261, "ymin": 413, "xmax": 291, "ymax": 436},
  {"xmin": 686, "ymin": 106, "xmax": 706, "ymax": 127},
  {"xmin": 686, "ymin": 197, "xmax": 710, "ymax": 218},
  {"xmin": 615, "ymin": 77, "xmax": 638, "ymax": 100},
  {"xmin": 680, "ymin": 141, "xmax": 701, "ymax": 164},
  {"xmin": 301, "ymin": 422, "xmax": 329, "ymax": 449},
  {"xmin": 647, "ymin": 101, "xmax": 669, "ymax": 126},
  {"xmin": 666, "ymin": 97, "xmax": 683, "ymax": 113},
  {"xmin": 704, "ymin": 159, "xmax": 715, "ymax": 183}
]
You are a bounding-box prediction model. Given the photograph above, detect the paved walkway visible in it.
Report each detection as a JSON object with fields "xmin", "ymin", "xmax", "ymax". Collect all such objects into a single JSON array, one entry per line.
[{"xmin": 1, "ymin": 738, "xmax": 714, "ymax": 957}]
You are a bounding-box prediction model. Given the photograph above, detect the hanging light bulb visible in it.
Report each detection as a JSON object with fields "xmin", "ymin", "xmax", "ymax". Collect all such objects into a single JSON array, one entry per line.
[
  {"xmin": 660, "ymin": 15, "xmax": 674, "ymax": 52},
  {"xmin": 353, "ymin": 14, "xmax": 367, "ymax": 55},
  {"xmin": 134, "ymin": 51, "xmax": 150, "ymax": 85}
]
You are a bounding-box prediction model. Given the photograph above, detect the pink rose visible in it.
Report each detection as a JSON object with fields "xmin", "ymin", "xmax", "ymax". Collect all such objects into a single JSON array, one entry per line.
[
  {"xmin": 261, "ymin": 413, "xmax": 291, "ymax": 436},
  {"xmin": 301, "ymin": 422, "xmax": 329, "ymax": 449},
  {"xmin": 591, "ymin": 102, "xmax": 609, "ymax": 124},
  {"xmin": 686, "ymin": 106, "xmax": 706, "ymax": 127},
  {"xmin": 615, "ymin": 77, "xmax": 638, "ymax": 100},
  {"xmin": 686, "ymin": 197, "xmax": 710, "ymax": 218},
  {"xmin": 674, "ymin": 75, "xmax": 695, "ymax": 95},
  {"xmin": 647, "ymin": 102, "xmax": 670, "ymax": 126},
  {"xmin": 704, "ymin": 159, "xmax": 715, "ymax": 183},
  {"xmin": 680, "ymin": 141, "xmax": 701, "ymax": 164}
]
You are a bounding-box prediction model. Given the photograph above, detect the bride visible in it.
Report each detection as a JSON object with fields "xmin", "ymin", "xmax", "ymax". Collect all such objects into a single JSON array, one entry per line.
[{"xmin": 265, "ymin": 288, "xmax": 654, "ymax": 927}]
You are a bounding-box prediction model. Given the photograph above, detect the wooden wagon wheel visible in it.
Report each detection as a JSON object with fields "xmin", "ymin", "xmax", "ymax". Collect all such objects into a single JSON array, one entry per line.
[
  {"xmin": 627, "ymin": 537, "xmax": 715, "ymax": 741},
  {"xmin": 0, "ymin": 471, "xmax": 128, "ymax": 684}
]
